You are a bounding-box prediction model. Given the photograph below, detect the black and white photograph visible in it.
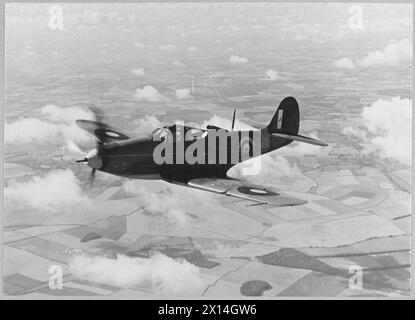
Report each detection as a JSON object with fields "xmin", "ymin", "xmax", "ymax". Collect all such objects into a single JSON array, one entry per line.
[{"xmin": 1, "ymin": 1, "xmax": 413, "ymax": 300}]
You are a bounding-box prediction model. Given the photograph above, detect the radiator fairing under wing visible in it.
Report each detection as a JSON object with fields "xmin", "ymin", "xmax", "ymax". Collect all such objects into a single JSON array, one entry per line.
[{"xmin": 187, "ymin": 178, "xmax": 307, "ymax": 206}]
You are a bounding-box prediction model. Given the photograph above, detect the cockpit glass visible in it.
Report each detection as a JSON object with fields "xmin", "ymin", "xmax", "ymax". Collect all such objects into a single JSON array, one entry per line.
[
  {"xmin": 153, "ymin": 126, "xmax": 207, "ymax": 141},
  {"xmin": 152, "ymin": 128, "xmax": 169, "ymax": 140},
  {"xmin": 185, "ymin": 128, "xmax": 207, "ymax": 140}
]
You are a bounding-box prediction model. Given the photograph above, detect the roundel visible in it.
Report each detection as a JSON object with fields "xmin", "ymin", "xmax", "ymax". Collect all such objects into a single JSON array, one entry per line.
[
  {"xmin": 95, "ymin": 128, "xmax": 129, "ymax": 140},
  {"xmin": 237, "ymin": 186, "xmax": 279, "ymax": 196},
  {"xmin": 105, "ymin": 131, "xmax": 120, "ymax": 138}
]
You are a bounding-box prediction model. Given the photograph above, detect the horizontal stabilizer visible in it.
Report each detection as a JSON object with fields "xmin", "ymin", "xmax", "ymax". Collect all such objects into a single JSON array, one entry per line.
[{"xmin": 272, "ymin": 133, "xmax": 328, "ymax": 146}]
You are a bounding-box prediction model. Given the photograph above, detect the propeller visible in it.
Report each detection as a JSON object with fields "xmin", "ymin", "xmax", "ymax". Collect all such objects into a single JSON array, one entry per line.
[
  {"xmin": 75, "ymin": 106, "xmax": 107, "ymax": 185},
  {"xmin": 88, "ymin": 168, "xmax": 96, "ymax": 187}
]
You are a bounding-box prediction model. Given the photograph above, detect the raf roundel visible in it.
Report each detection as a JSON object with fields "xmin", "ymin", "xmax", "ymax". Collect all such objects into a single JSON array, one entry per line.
[
  {"xmin": 237, "ymin": 186, "xmax": 279, "ymax": 196},
  {"xmin": 105, "ymin": 131, "xmax": 121, "ymax": 138}
]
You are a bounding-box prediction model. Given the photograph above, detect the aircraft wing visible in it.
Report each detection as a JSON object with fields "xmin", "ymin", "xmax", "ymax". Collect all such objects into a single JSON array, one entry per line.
[
  {"xmin": 76, "ymin": 120, "xmax": 130, "ymax": 143},
  {"xmin": 187, "ymin": 178, "xmax": 307, "ymax": 206}
]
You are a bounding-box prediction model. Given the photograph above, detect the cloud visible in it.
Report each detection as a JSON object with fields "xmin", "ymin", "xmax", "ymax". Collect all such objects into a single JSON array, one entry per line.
[
  {"xmin": 131, "ymin": 68, "xmax": 145, "ymax": 76},
  {"xmin": 69, "ymin": 253, "xmax": 205, "ymax": 295},
  {"xmin": 134, "ymin": 42, "xmax": 144, "ymax": 48},
  {"xmin": 176, "ymin": 88, "xmax": 192, "ymax": 99},
  {"xmin": 41, "ymin": 104, "xmax": 94, "ymax": 124},
  {"xmin": 342, "ymin": 126, "xmax": 366, "ymax": 139},
  {"xmin": 361, "ymin": 97, "xmax": 412, "ymax": 164},
  {"xmin": 343, "ymin": 97, "xmax": 412, "ymax": 165},
  {"xmin": 334, "ymin": 57, "xmax": 355, "ymax": 69},
  {"xmin": 227, "ymin": 153, "xmax": 304, "ymax": 189},
  {"xmin": 134, "ymin": 86, "xmax": 165, "ymax": 102},
  {"xmin": 5, "ymin": 169, "xmax": 90, "ymax": 212},
  {"xmin": 357, "ymin": 39, "xmax": 412, "ymax": 67},
  {"xmin": 5, "ymin": 118, "xmax": 64, "ymax": 144},
  {"xmin": 229, "ymin": 55, "xmax": 248, "ymax": 64},
  {"xmin": 265, "ymin": 69, "xmax": 281, "ymax": 81},
  {"xmin": 188, "ymin": 46, "xmax": 199, "ymax": 53},
  {"xmin": 133, "ymin": 115, "xmax": 162, "ymax": 135},
  {"xmin": 123, "ymin": 181, "xmax": 213, "ymax": 226},
  {"xmin": 5, "ymin": 105, "xmax": 94, "ymax": 145}
]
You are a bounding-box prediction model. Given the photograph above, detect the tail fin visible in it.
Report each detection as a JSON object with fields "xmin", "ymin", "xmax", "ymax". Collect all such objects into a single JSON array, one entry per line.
[
  {"xmin": 267, "ymin": 97, "xmax": 328, "ymax": 147},
  {"xmin": 268, "ymin": 97, "xmax": 299, "ymax": 134}
]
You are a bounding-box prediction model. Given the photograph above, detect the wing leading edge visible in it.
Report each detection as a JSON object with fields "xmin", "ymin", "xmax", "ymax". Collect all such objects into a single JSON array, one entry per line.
[
  {"xmin": 187, "ymin": 178, "xmax": 307, "ymax": 207},
  {"xmin": 76, "ymin": 120, "xmax": 130, "ymax": 143}
]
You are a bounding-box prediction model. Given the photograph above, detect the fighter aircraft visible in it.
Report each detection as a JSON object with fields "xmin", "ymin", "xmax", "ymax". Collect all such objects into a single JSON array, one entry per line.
[{"xmin": 76, "ymin": 97, "xmax": 327, "ymax": 207}]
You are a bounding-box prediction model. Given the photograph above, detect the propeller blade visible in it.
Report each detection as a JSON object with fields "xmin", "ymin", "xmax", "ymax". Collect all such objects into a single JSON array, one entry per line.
[
  {"xmin": 88, "ymin": 106, "xmax": 107, "ymax": 153},
  {"xmin": 89, "ymin": 106, "xmax": 106, "ymax": 124},
  {"xmin": 66, "ymin": 139, "xmax": 85, "ymax": 155},
  {"xmin": 76, "ymin": 158, "xmax": 88, "ymax": 163},
  {"xmin": 87, "ymin": 168, "xmax": 96, "ymax": 186}
]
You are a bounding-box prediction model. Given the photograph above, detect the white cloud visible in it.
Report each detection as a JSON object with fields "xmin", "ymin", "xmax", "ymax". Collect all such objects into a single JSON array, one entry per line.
[
  {"xmin": 334, "ymin": 57, "xmax": 356, "ymax": 69},
  {"xmin": 357, "ymin": 39, "xmax": 412, "ymax": 67},
  {"xmin": 5, "ymin": 105, "xmax": 94, "ymax": 145},
  {"xmin": 5, "ymin": 169, "xmax": 90, "ymax": 212},
  {"xmin": 131, "ymin": 68, "xmax": 145, "ymax": 76},
  {"xmin": 228, "ymin": 153, "xmax": 306, "ymax": 190},
  {"xmin": 134, "ymin": 42, "xmax": 144, "ymax": 48},
  {"xmin": 124, "ymin": 181, "xmax": 187, "ymax": 226},
  {"xmin": 40, "ymin": 105, "xmax": 94, "ymax": 125},
  {"xmin": 265, "ymin": 69, "xmax": 281, "ymax": 81},
  {"xmin": 5, "ymin": 118, "xmax": 63, "ymax": 144},
  {"xmin": 229, "ymin": 55, "xmax": 248, "ymax": 64},
  {"xmin": 69, "ymin": 253, "xmax": 205, "ymax": 296},
  {"xmin": 134, "ymin": 85, "xmax": 165, "ymax": 102},
  {"xmin": 342, "ymin": 126, "xmax": 366, "ymax": 139},
  {"xmin": 133, "ymin": 115, "xmax": 162, "ymax": 135},
  {"xmin": 176, "ymin": 88, "xmax": 192, "ymax": 99},
  {"xmin": 123, "ymin": 181, "xmax": 212, "ymax": 226},
  {"xmin": 188, "ymin": 46, "xmax": 199, "ymax": 53},
  {"xmin": 361, "ymin": 97, "xmax": 412, "ymax": 164},
  {"xmin": 343, "ymin": 97, "xmax": 412, "ymax": 165}
]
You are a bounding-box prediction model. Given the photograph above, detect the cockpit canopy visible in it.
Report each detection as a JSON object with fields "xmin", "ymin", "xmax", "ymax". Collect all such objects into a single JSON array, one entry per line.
[{"xmin": 152, "ymin": 125, "xmax": 207, "ymax": 141}]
